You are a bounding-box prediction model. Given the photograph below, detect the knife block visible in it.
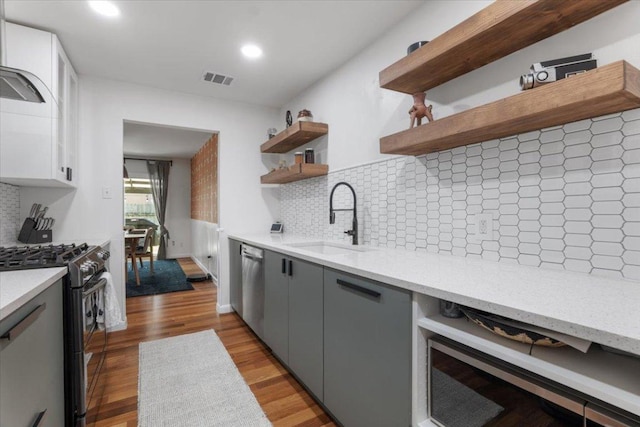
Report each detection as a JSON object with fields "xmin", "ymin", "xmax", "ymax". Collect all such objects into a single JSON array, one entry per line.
[{"xmin": 18, "ymin": 218, "xmax": 53, "ymax": 244}]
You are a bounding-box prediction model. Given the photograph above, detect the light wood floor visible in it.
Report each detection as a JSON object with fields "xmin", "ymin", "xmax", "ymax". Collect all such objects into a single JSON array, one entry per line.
[{"xmin": 92, "ymin": 258, "xmax": 336, "ymax": 427}]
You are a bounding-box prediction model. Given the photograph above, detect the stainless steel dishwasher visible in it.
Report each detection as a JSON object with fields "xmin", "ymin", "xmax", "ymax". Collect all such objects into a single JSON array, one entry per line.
[{"xmin": 241, "ymin": 244, "xmax": 265, "ymax": 340}]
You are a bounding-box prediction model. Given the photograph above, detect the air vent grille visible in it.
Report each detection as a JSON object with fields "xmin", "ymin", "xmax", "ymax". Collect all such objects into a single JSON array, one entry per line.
[{"xmin": 202, "ymin": 72, "xmax": 234, "ymax": 86}]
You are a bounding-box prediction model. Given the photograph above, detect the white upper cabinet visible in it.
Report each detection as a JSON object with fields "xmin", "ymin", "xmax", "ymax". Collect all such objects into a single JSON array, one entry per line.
[{"xmin": 0, "ymin": 22, "xmax": 77, "ymax": 187}]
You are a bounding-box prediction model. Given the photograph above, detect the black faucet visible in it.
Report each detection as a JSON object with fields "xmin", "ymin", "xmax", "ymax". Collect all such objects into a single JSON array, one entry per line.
[{"xmin": 329, "ymin": 181, "xmax": 358, "ymax": 245}]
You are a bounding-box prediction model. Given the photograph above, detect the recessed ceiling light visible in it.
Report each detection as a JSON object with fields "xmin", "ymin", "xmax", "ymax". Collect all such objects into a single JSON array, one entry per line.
[
  {"xmin": 241, "ymin": 44, "xmax": 263, "ymax": 59},
  {"xmin": 88, "ymin": 1, "xmax": 120, "ymax": 18}
]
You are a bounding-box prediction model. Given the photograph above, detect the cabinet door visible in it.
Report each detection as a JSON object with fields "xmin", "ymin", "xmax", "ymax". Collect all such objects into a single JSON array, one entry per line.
[
  {"xmin": 66, "ymin": 68, "xmax": 78, "ymax": 182},
  {"xmin": 229, "ymin": 239, "xmax": 242, "ymax": 315},
  {"xmin": 54, "ymin": 36, "xmax": 76, "ymax": 183},
  {"xmin": 0, "ymin": 280, "xmax": 65, "ymax": 427},
  {"xmin": 324, "ymin": 269, "xmax": 412, "ymax": 427},
  {"xmin": 288, "ymin": 257, "xmax": 324, "ymax": 401},
  {"xmin": 264, "ymin": 250, "xmax": 289, "ymax": 364}
]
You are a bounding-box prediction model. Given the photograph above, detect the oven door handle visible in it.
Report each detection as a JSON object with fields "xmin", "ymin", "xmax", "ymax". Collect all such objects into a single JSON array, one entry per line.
[
  {"xmin": 1, "ymin": 303, "xmax": 46, "ymax": 342},
  {"xmin": 83, "ymin": 278, "xmax": 108, "ymax": 297}
]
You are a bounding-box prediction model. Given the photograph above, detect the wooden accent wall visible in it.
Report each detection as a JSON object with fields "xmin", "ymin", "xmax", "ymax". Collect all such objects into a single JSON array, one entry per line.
[{"xmin": 191, "ymin": 134, "xmax": 218, "ymax": 223}]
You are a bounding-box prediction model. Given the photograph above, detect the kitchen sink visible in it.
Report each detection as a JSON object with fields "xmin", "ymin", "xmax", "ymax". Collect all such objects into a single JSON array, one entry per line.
[{"xmin": 285, "ymin": 241, "xmax": 377, "ymax": 255}]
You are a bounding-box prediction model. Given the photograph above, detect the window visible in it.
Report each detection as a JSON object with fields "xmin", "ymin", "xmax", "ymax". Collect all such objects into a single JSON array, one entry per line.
[{"xmin": 124, "ymin": 178, "xmax": 158, "ymax": 248}]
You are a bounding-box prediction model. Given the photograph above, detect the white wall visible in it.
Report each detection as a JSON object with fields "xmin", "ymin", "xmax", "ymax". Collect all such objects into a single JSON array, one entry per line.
[
  {"xmin": 191, "ymin": 219, "xmax": 219, "ymax": 280},
  {"xmin": 22, "ymin": 76, "xmax": 280, "ymax": 327},
  {"xmin": 124, "ymin": 158, "xmax": 192, "ymax": 259},
  {"xmin": 279, "ymin": 0, "xmax": 640, "ymax": 171}
]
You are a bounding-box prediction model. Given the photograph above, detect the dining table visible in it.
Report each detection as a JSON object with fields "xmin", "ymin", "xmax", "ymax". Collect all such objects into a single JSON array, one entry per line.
[{"xmin": 124, "ymin": 230, "xmax": 145, "ymax": 286}]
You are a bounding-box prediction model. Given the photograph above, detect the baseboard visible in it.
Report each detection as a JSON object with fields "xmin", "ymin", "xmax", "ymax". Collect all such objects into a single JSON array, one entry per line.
[
  {"xmin": 216, "ymin": 303, "xmax": 234, "ymax": 314},
  {"xmin": 190, "ymin": 255, "xmax": 210, "ymax": 275},
  {"xmin": 167, "ymin": 253, "xmax": 192, "ymax": 259}
]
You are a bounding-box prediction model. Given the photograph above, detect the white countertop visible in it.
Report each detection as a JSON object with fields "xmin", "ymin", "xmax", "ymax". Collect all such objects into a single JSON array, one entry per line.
[
  {"xmin": 229, "ymin": 233, "xmax": 640, "ymax": 356},
  {"xmin": 0, "ymin": 238, "xmax": 111, "ymax": 322},
  {"xmin": 0, "ymin": 267, "xmax": 67, "ymax": 322}
]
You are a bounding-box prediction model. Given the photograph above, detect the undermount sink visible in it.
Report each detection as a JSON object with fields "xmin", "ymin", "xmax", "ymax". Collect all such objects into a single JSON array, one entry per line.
[{"xmin": 285, "ymin": 241, "xmax": 376, "ymax": 255}]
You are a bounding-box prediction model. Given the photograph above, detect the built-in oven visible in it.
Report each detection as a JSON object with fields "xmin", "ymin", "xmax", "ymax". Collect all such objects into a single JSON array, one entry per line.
[{"xmin": 427, "ymin": 338, "xmax": 640, "ymax": 427}]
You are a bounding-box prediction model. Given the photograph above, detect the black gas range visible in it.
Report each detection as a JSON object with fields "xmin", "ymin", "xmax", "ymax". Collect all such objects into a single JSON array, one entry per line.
[{"xmin": 0, "ymin": 243, "xmax": 89, "ymax": 271}]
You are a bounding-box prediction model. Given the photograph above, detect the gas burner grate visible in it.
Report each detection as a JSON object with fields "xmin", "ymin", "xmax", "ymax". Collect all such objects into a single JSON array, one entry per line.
[{"xmin": 0, "ymin": 243, "xmax": 89, "ymax": 271}]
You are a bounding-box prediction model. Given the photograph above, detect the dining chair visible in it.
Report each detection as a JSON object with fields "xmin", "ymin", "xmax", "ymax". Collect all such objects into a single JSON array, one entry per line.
[{"xmin": 131, "ymin": 227, "xmax": 154, "ymax": 274}]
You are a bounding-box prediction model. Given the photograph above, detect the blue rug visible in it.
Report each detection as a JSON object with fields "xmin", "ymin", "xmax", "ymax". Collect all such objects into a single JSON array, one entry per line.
[{"xmin": 126, "ymin": 259, "xmax": 194, "ymax": 298}]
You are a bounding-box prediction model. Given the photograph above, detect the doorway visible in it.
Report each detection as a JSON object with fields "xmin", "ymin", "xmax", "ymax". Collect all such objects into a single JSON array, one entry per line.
[{"xmin": 122, "ymin": 120, "xmax": 220, "ymax": 297}]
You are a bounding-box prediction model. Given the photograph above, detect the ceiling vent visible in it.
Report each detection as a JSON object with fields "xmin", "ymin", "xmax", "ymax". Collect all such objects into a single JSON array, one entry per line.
[{"xmin": 202, "ymin": 72, "xmax": 234, "ymax": 86}]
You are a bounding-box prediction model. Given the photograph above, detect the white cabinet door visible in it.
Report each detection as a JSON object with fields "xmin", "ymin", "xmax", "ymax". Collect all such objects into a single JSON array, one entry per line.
[
  {"xmin": 53, "ymin": 35, "xmax": 77, "ymax": 184},
  {"xmin": 66, "ymin": 68, "xmax": 78, "ymax": 183},
  {"xmin": 54, "ymin": 36, "xmax": 68, "ymax": 182}
]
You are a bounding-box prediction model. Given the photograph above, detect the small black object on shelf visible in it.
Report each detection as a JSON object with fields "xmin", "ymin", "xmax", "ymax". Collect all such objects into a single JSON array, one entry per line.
[{"xmin": 407, "ymin": 41, "xmax": 429, "ymax": 55}]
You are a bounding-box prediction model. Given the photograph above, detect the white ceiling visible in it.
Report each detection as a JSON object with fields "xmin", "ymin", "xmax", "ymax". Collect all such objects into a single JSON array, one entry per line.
[
  {"xmin": 123, "ymin": 121, "xmax": 213, "ymax": 159},
  {"xmin": 5, "ymin": 0, "xmax": 423, "ymax": 108}
]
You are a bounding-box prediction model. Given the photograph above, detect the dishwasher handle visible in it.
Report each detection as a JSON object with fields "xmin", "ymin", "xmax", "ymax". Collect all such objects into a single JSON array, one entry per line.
[
  {"xmin": 242, "ymin": 252, "xmax": 263, "ymax": 262},
  {"xmin": 241, "ymin": 245, "xmax": 264, "ymax": 261}
]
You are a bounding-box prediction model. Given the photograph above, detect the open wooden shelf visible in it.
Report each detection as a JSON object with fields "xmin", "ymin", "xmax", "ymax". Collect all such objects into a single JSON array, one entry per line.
[
  {"xmin": 379, "ymin": 0, "xmax": 627, "ymax": 94},
  {"xmin": 380, "ymin": 61, "xmax": 640, "ymax": 156},
  {"xmin": 260, "ymin": 121, "xmax": 328, "ymax": 153},
  {"xmin": 260, "ymin": 163, "xmax": 329, "ymax": 184}
]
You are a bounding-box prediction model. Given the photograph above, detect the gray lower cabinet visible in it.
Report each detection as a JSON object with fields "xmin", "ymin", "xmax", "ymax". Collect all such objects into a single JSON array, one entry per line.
[
  {"xmin": 0, "ymin": 279, "xmax": 65, "ymax": 427},
  {"xmin": 229, "ymin": 238, "xmax": 242, "ymax": 315},
  {"xmin": 263, "ymin": 250, "xmax": 324, "ymax": 400},
  {"xmin": 288, "ymin": 256, "xmax": 324, "ymax": 401},
  {"xmin": 264, "ymin": 250, "xmax": 290, "ymax": 364},
  {"xmin": 323, "ymin": 268, "xmax": 412, "ymax": 427}
]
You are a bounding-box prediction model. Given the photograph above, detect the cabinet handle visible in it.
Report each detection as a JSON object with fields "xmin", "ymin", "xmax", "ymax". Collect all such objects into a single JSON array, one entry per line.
[
  {"xmin": 337, "ymin": 279, "xmax": 381, "ymax": 299},
  {"xmin": 1, "ymin": 303, "xmax": 46, "ymax": 342},
  {"xmin": 282, "ymin": 258, "xmax": 286, "ymax": 274},
  {"xmin": 32, "ymin": 409, "xmax": 47, "ymax": 427},
  {"xmin": 66, "ymin": 167, "xmax": 73, "ymax": 181},
  {"xmin": 288, "ymin": 260, "xmax": 293, "ymax": 277}
]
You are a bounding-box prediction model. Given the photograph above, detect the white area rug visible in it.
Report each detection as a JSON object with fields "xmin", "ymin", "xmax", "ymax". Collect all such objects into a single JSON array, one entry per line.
[{"xmin": 138, "ymin": 330, "xmax": 272, "ymax": 426}]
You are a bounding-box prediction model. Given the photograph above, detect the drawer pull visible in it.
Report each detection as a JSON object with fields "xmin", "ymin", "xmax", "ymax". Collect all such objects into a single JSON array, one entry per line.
[
  {"xmin": 288, "ymin": 260, "xmax": 293, "ymax": 277},
  {"xmin": 1, "ymin": 303, "xmax": 46, "ymax": 341},
  {"xmin": 32, "ymin": 409, "xmax": 47, "ymax": 427},
  {"xmin": 282, "ymin": 258, "xmax": 286, "ymax": 274},
  {"xmin": 337, "ymin": 279, "xmax": 381, "ymax": 299}
]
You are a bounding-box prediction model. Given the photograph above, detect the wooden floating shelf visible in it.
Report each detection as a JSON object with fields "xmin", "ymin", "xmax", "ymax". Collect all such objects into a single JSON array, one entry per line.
[
  {"xmin": 379, "ymin": 0, "xmax": 628, "ymax": 94},
  {"xmin": 260, "ymin": 163, "xmax": 329, "ymax": 184},
  {"xmin": 260, "ymin": 121, "xmax": 328, "ymax": 153},
  {"xmin": 380, "ymin": 61, "xmax": 640, "ymax": 156}
]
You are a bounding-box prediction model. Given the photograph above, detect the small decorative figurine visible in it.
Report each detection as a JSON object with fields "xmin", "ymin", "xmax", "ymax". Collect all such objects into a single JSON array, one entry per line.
[
  {"xmin": 285, "ymin": 110, "xmax": 293, "ymax": 128},
  {"xmin": 297, "ymin": 109, "xmax": 313, "ymax": 122},
  {"xmin": 408, "ymin": 92, "xmax": 433, "ymax": 128}
]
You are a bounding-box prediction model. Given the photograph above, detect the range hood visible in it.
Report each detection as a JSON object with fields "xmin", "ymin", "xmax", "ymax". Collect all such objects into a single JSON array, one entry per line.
[{"xmin": 0, "ymin": 66, "xmax": 45, "ymax": 103}]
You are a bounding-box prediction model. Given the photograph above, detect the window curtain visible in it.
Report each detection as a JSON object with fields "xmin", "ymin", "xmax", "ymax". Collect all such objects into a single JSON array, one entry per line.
[{"xmin": 147, "ymin": 160, "xmax": 171, "ymax": 260}]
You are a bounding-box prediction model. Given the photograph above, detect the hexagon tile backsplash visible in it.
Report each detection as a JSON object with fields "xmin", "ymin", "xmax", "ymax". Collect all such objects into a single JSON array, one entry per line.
[
  {"xmin": 0, "ymin": 183, "xmax": 20, "ymax": 245},
  {"xmin": 281, "ymin": 108, "xmax": 640, "ymax": 282}
]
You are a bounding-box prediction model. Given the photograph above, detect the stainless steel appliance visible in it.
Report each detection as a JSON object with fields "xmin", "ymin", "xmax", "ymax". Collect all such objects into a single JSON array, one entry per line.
[
  {"xmin": 241, "ymin": 244, "xmax": 265, "ymax": 340},
  {"xmin": 428, "ymin": 338, "xmax": 640, "ymax": 427},
  {"xmin": 66, "ymin": 246, "xmax": 110, "ymax": 427}
]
